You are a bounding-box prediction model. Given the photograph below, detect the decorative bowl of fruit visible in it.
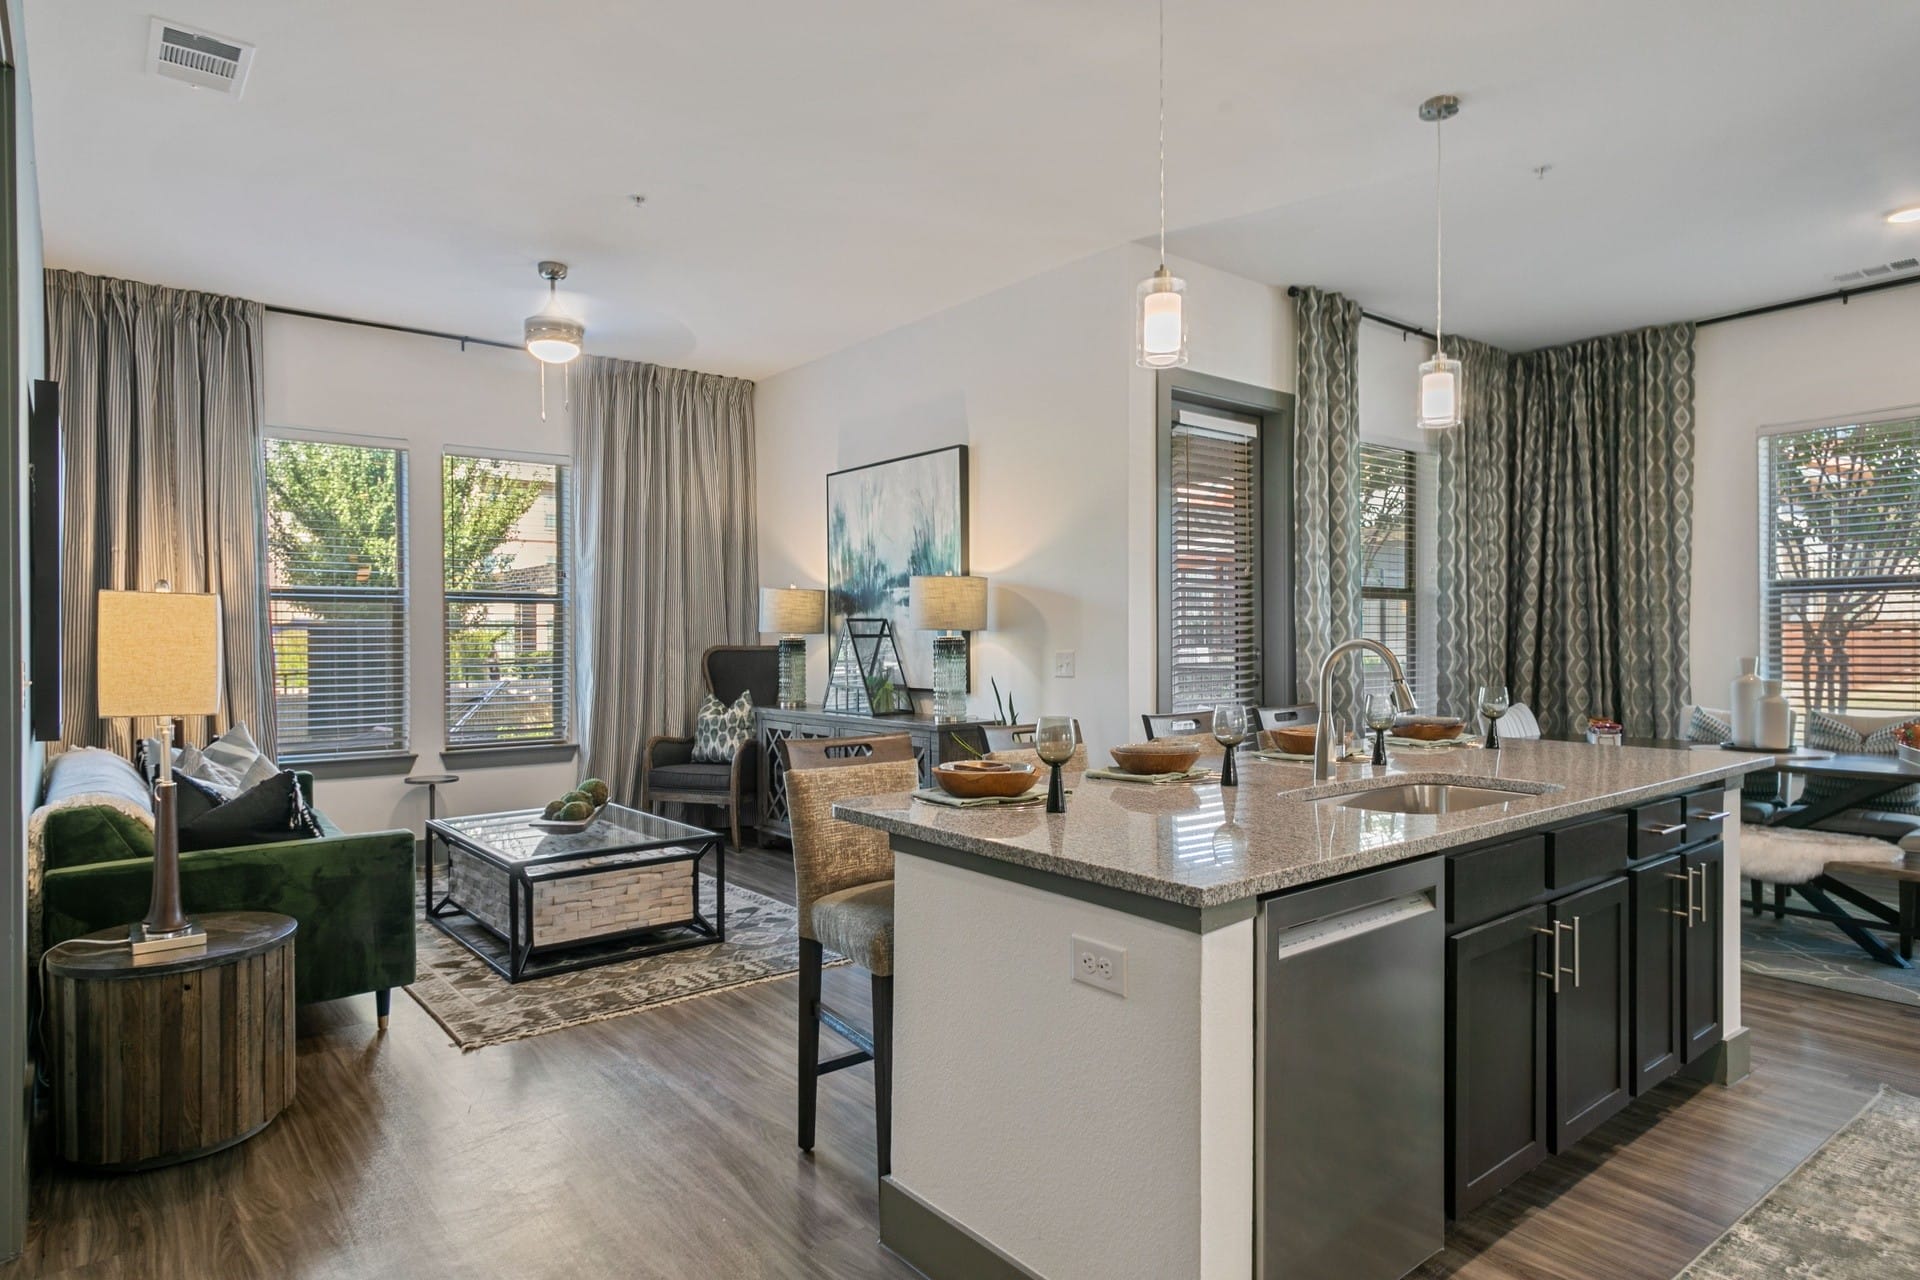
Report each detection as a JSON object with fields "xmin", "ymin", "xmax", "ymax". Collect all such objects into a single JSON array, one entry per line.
[
  {"xmin": 530, "ymin": 777, "xmax": 611, "ymax": 832},
  {"xmin": 1897, "ymin": 721, "xmax": 1920, "ymax": 769}
]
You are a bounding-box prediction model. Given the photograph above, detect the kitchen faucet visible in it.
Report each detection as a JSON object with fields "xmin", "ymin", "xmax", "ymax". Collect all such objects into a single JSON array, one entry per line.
[{"xmin": 1314, "ymin": 638, "xmax": 1418, "ymax": 781}]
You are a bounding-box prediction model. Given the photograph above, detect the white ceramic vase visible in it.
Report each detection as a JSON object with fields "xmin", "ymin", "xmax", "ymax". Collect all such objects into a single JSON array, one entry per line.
[
  {"xmin": 1729, "ymin": 656, "xmax": 1763, "ymax": 747},
  {"xmin": 1756, "ymin": 679, "xmax": 1793, "ymax": 751}
]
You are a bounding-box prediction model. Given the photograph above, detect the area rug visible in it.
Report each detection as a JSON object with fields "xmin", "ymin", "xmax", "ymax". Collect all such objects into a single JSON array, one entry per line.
[
  {"xmin": 1677, "ymin": 1088, "xmax": 1920, "ymax": 1278},
  {"xmin": 1741, "ymin": 896, "xmax": 1920, "ymax": 1010},
  {"xmin": 406, "ymin": 875, "xmax": 835, "ymax": 1050}
]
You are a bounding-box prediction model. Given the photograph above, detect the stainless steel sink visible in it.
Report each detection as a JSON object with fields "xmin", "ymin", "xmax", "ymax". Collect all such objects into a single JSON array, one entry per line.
[{"xmin": 1334, "ymin": 783, "xmax": 1532, "ymax": 815}]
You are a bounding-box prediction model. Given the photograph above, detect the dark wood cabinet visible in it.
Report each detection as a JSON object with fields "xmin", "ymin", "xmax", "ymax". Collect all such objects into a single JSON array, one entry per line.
[
  {"xmin": 1628, "ymin": 854, "xmax": 1685, "ymax": 1096},
  {"xmin": 1682, "ymin": 841, "xmax": 1725, "ymax": 1062},
  {"xmin": 1447, "ymin": 903, "xmax": 1551, "ymax": 1218},
  {"xmin": 1548, "ymin": 876, "xmax": 1631, "ymax": 1152}
]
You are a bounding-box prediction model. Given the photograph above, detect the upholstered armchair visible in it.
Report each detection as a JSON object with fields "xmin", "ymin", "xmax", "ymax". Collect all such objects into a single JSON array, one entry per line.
[{"xmin": 639, "ymin": 645, "xmax": 780, "ymax": 847}]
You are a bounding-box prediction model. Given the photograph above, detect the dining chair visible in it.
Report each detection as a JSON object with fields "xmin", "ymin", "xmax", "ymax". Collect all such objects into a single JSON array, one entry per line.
[
  {"xmin": 781, "ymin": 733, "xmax": 919, "ymax": 1179},
  {"xmin": 1142, "ymin": 709, "xmax": 1214, "ymax": 740},
  {"xmin": 1495, "ymin": 703, "xmax": 1543, "ymax": 740},
  {"xmin": 1255, "ymin": 704, "xmax": 1318, "ymax": 731}
]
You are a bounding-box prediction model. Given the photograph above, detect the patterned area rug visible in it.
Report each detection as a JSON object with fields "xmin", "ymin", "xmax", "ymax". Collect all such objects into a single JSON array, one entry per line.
[
  {"xmin": 1678, "ymin": 1088, "xmax": 1920, "ymax": 1278},
  {"xmin": 407, "ymin": 875, "xmax": 834, "ymax": 1050},
  {"xmin": 1741, "ymin": 891, "xmax": 1920, "ymax": 1009}
]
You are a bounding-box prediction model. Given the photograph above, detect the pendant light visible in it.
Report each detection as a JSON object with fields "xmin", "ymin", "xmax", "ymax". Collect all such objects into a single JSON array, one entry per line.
[
  {"xmin": 1135, "ymin": 0, "xmax": 1187, "ymax": 369},
  {"xmin": 1417, "ymin": 95, "xmax": 1462, "ymax": 430},
  {"xmin": 525, "ymin": 260, "xmax": 584, "ymax": 422}
]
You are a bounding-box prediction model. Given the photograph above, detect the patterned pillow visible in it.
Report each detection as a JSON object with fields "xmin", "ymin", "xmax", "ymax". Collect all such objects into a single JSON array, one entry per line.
[
  {"xmin": 691, "ymin": 690, "xmax": 755, "ymax": 763},
  {"xmin": 1801, "ymin": 711, "xmax": 1920, "ymax": 814}
]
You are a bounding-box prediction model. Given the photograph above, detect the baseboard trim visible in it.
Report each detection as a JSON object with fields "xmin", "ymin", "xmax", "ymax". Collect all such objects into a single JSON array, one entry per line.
[
  {"xmin": 878, "ymin": 1177, "xmax": 1039, "ymax": 1280},
  {"xmin": 1682, "ymin": 1027, "xmax": 1752, "ymax": 1087}
]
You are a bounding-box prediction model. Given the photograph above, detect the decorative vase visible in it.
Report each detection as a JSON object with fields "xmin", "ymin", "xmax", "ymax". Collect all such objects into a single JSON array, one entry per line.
[
  {"xmin": 1756, "ymin": 680, "xmax": 1793, "ymax": 751},
  {"xmin": 1729, "ymin": 657, "xmax": 1763, "ymax": 747}
]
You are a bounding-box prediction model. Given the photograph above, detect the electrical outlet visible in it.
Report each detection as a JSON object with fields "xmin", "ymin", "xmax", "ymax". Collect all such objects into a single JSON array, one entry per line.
[
  {"xmin": 1071, "ymin": 935, "xmax": 1126, "ymax": 996},
  {"xmin": 1053, "ymin": 649, "xmax": 1076, "ymax": 679}
]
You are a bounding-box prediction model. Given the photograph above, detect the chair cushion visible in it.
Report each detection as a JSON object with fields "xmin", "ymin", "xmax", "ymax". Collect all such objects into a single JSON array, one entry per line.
[
  {"xmin": 692, "ymin": 690, "xmax": 755, "ymax": 763},
  {"xmin": 1802, "ymin": 711, "xmax": 1920, "ymax": 814},
  {"xmin": 1744, "ymin": 827, "xmax": 1897, "ymax": 885},
  {"xmin": 1808, "ymin": 809, "xmax": 1920, "ymax": 843},
  {"xmin": 810, "ymin": 880, "xmax": 894, "ymax": 976},
  {"xmin": 648, "ymin": 761, "xmax": 736, "ymax": 793}
]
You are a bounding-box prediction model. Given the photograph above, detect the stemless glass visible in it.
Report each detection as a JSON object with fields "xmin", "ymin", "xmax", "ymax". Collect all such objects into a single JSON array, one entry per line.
[
  {"xmin": 1034, "ymin": 716, "xmax": 1077, "ymax": 814},
  {"xmin": 1364, "ymin": 693, "xmax": 1396, "ymax": 767},
  {"xmin": 1478, "ymin": 684, "xmax": 1511, "ymax": 751},
  {"xmin": 1212, "ymin": 704, "xmax": 1249, "ymax": 787}
]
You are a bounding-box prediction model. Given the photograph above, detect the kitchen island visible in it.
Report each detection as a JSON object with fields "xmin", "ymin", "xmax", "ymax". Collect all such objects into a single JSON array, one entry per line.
[{"xmin": 834, "ymin": 740, "xmax": 1772, "ymax": 1280}]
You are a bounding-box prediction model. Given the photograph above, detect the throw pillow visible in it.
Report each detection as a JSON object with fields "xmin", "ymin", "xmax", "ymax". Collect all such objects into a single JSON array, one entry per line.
[
  {"xmin": 691, "ymin": 690, "xmax": 755, "ymax": 763},
  {"xmin": 1802, "ymin": 712, "xmax": 1920, "ymax": 814},
  {"xmin": 178, "ymin": 769, "xmax": 324, "ymax": 852},
  {"xmin": 201, "ymin": 722, "xmax": 264, "ymax": 777},
  {"xmin": 1687, "ymin": 706, "xmax": 1781, "ymax": 806}
]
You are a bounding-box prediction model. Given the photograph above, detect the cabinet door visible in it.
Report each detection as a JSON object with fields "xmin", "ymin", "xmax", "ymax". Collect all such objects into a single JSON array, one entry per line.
[
  {"xmin": 1627, "ymin": 855, "xmax": 1684, "ymax": 1096},
  {"xmin": 1448, "ymin": 903, "xmax": 1550, "ymax": 1217},
  {"xmin": 1682, "ymin": 841, "xmax": 1725, "ymax": 1062},
  {"xmin": 1550, "ymin": 876, "xmax": 1631, "ymax": 1152}
]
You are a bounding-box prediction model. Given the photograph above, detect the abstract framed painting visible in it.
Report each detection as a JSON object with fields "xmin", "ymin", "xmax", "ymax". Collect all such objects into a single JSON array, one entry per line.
[{"xmin": 826, "ymin": 445, "xmax": 968, "ymax": 694}]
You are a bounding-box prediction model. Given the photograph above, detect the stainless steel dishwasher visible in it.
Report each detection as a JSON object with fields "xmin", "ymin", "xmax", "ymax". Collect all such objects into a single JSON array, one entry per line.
[{"xmin": 1257, "ymin": 857, "xmax": 1445, "ymax": 1280}]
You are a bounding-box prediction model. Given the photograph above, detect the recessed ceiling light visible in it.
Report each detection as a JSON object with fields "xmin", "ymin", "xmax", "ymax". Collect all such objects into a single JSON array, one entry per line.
[{"xmin": 1888, "ymin": 206, "xmax": 1920, "ymax": 225}]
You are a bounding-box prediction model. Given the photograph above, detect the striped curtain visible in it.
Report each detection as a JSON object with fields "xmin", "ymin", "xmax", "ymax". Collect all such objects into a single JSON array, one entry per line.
[
  {"xmin": 1291, "ymin": 287, "xmax": 1365, "ymax": 726},
  {"xmin": 45, "ymin": 270, "xmax": 276, "ymax": 757}
]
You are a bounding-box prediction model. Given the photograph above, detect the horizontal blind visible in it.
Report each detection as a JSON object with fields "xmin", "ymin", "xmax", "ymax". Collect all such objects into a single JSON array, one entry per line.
[
  {"xmin": 264, "ymin": 437, "xmax": 409, "ymax": 760},
  {"xmin": 444, "ymin": 454, "xmax": 570, "ymax": 747},
  {"xmin": 1358, "ymin": 443, "xmax": 1417, "ymax": 698},
  {"xmin": 1760, "ymin": 417, "xmax": 1920, "ymax": 712},
  {"xmin": 1168, "ymin": 413, "xmax": 1259, "ymax": 713}
]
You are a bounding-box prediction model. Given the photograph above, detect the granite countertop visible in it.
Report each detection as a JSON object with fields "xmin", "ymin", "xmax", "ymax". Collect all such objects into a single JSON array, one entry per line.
[{"xmin": 833, "ymin": 740, "xmax": 1773, "ymax": 910}]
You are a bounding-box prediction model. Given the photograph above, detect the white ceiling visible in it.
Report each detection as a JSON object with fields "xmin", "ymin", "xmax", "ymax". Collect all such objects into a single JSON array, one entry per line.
[{"xmin": 24, "ymin": 1, "xmax": 1920, "ymax": 378}]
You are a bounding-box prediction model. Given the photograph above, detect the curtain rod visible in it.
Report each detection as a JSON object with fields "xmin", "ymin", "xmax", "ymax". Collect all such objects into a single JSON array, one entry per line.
[
  {"xmin": 1283, "ymin": 286, "xmax": 1434, "ymax": 340},
  {"xmin": 263, "ymin": 303, "xmax": 524, "ymax": 353},
  {"xmin": 1694, "ymin": 272, "xmax": 1920, "ymax": 328}
]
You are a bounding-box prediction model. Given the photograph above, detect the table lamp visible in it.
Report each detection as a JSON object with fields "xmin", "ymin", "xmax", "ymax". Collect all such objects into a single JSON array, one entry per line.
[
  {"xmin": 910, "ymin": 575, "xmax": 987, "ymax": 722},
  {"xmin": 759, "ymin": 586, "xmax": 826, "ymax": 709},
  {"xmin": 96, "ymin": 586, "xmax": 222, "ymax": 959}
]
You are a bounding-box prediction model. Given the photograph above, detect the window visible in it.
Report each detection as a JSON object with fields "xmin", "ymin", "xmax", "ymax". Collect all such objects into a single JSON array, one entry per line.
[
  {"xmin": 1760, "ymin": 417, "xmax": 1920, "ymax": 712},
  {"xmin": 1358, "ymin": 443, "xmax": 1417, "ymax": 699},
  {"xmin": 264, "ymin": 437, "xmax": 409, "ymax": 760},
  {"xmin": 443, "ymin": 453, "xmax": 570, "ymax": 747},
  {"xmin": 1167, "ymin": 406, "xmax": 1261, "ymax": 712}
]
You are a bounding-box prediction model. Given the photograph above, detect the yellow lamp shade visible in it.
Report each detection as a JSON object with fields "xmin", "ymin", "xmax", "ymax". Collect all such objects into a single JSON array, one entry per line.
[
  {"xmin": 909, "ymin": 575, "xmax": 988, "ymax": 632},
  {"xmin": 96, "ymin": 590, "xmax": 223, "ymax": 718},
  {"xmin": 759, "ymin": 586, "xmax": 826, "ymax": 635}
]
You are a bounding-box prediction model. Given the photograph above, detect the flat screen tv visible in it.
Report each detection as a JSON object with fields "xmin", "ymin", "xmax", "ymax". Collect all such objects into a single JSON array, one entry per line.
[{"xmin": 29, "ymin": 379, "xmax": 60, "ymax": 741}]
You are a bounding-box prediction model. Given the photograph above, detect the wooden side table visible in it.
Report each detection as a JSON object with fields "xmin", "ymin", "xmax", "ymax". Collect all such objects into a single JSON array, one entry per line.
[{"xmin": 44, "ymin": 911, "xmax": 297, "ymax": 1170}]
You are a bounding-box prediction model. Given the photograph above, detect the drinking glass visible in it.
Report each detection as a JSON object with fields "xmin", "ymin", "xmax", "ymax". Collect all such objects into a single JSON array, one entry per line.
[
  {"xmin": 1478, "ymin": 684, "xmax": 1511, "ymax": 751},
  {"xmin": 1364, "ymin": 693, "xmax": 1396, "ymax": 767},
  {"xmin": 1212, "ymin": 704, "xmax": 1249, "ymax": 787},
  {"xmin": 1034, "ymin": 716, "xmax": 1077, "ymax": 813}
]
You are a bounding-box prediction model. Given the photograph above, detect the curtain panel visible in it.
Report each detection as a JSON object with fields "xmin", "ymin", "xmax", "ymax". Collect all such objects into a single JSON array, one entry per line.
[
  {"xmin": 572, "ymin": 357, "xmax": 758, "ymax": 803},
  {"xmin": 1291, "ymin": 287, "xmax": 1365, "ymax": 725},
  {"xmin": 44, "ymin": 269, "xmax": 276, "ymax": 757},
  {"xmin": 1432, "ymin": 335, "xmax": 1514, "ymax": 722}
]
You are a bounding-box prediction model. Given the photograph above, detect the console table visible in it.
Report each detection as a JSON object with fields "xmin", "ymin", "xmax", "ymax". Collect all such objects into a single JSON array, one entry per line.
[{"xmin": 756, "ymin": 707, "xmax": 999, "ymax": 841}]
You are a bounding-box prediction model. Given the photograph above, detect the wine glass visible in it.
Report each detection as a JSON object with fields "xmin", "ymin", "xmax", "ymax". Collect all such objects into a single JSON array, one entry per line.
[
  {"xmin": 1364, "ymin": 693, "xmax": 1396, "ymax": 767},
  {"xmin": 1478, "ymin": 684, "xmax": 1511, "ymax": 751},
  {"xmin": 1212, "ymin": 704, "xmax": 1249, "ymax": 787},
  {"xmin": 1034, "ymin": 716, "xmax": 1077, "ymax": 814}
]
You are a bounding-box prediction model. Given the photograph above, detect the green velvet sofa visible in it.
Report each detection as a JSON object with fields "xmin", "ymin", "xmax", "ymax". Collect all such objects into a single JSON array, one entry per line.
[{"xmin": 38, "ymin": 759, "xmax": 416, "ymax": 1026}]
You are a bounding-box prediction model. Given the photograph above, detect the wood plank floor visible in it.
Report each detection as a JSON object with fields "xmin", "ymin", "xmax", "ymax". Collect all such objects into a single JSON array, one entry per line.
[{"xmin": 7, "ymin": 844, "xmax": 1918, "ymax": 1280}]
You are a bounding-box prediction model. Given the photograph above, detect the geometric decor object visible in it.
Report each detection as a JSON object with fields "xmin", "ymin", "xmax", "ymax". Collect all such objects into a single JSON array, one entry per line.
[{"xmin": 821, "ymin": 618, "xmax": 912, "ymax": 717}]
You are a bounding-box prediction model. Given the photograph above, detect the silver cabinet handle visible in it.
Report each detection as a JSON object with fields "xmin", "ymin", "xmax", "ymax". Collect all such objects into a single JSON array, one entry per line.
[
  {"xmin": 1694, "ymin": 810, "xmax": 1731, "ymax": 823},
  {"xmin": 1571, "ymin": 916, "xmax": 1582, "ymax": 988},
  {"xmin": 1667, "ymin": 869, "xmax": 1691, "ymax": 919},
  {"xmin": 1534, "ymin": 924, "xmax": 1561, "ymax": 994},
  {"xmin": 1642, "ymin": 822, "xmax": 1686, "ymax": 837},
  {"xmin": 1690, "ymin": 865, "xmax": 1707, "ymax": 927}
]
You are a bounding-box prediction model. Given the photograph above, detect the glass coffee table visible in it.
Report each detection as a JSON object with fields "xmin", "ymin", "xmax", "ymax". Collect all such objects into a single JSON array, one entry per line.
[{"xmin": 425, "ymin": 804, "xmax": 725, "ymax": 982}]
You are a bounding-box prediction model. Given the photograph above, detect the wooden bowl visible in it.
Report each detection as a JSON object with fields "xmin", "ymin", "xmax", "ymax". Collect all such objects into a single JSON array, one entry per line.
[
  {"xmin": 1264, "ymin": 725, "xmax": 1318, "ymax": 756},
  {"xmin": 1392, "ymin": 715, "xmax": 1467, "ymax": 742},
  {"xmin": 1108, "ymin": 742, "xmax": 1202, "ymax": 775},
  {"xmin": 932, "ymin": 761, "xmax": 1039, "ymax": 799}
]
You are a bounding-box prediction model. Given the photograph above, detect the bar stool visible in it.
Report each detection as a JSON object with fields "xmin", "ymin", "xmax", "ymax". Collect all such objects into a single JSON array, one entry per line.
[{"xmin": 782, "ymin": 734, "xmax": 918, "ymax": 1178}]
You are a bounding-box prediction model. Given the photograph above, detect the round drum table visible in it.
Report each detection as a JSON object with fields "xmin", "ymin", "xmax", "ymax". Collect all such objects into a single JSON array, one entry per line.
[{"xmin": 44, "ymin": 911, "xmax": 298, "ymax": 1170}]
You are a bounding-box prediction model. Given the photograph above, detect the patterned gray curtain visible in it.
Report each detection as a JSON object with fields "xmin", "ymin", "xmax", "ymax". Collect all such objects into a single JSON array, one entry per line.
[
  {"xmin": 45, "ymin": 270, "xmax": 276, "ymax": 757},
  {"xmin": 1433, "ymin": 335, "xmax": 1514, "ymax": 721},
  {"xmin": 572, "ymin": 357, "xmax": 758, "ymax": 803},
  {"xmin": 1291, "ymin": 287, "xmax": 1365, "ymax": 726},
  {"xmin": 1506, "ymin": 324, "xmax": 1695, "ymax": 739}
]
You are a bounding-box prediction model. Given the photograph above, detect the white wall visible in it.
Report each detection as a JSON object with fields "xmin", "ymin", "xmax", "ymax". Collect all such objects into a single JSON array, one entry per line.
[
  {"xmin": 1690, "ymin": 287, "xmax": 1920, "ymax": 706},
  {"xmin": 264, "ymin": 313, "xmax": 579, "ymax": 834},
  {"xmin": 757, "ymin": 245, "xmax": 1290, "ymax": 758}
]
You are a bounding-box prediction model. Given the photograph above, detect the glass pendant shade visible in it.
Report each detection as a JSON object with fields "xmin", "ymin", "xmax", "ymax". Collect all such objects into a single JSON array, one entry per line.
[
  {"xmin": 1136, "ymin": 268, "xmax": 1188, "ymax": 369},
  {"xmin": 1418, "ymin": 352, "xmax": 1462, "ymax": 430}
]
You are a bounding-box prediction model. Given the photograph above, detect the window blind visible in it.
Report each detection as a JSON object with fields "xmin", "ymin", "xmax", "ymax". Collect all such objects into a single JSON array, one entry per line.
[
  {"xmin": 443, "ymin": 453, "xmax": 570, "ymax": 748},
  {"xmin": 1168, "ymin": 410, "xmax": 1260, "ymax": 712},
  {"xmin": 1358, "ymin": 443, "xmax": 1417, "ymax": 698},
  {"xmin": 1760, "ymin": 417, "xmax": 1920, "ymax": 713},
  {"xmin": 264, "ymin": 437, "xmax": 409, "ymax": 760}
]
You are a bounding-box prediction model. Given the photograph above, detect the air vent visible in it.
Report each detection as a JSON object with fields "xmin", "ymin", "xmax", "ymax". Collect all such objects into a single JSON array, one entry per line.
[
  {"xmin": 1833, "ymin": 257, "xmax": 1920, "ymax": 285},
  {"xmin": 147, "ymin": 18, "xmax": 254, "ymax": 97}
]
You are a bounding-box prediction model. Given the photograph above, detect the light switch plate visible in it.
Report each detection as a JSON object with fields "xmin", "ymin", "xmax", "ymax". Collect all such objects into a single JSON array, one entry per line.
[
  {"xmin": 1071, "ymin": 935, "xmax": 1125, "ymax": 996},
  {"xmin": 1053, "ymin": 649, "xmax": 1076, "ymax": 679}
]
